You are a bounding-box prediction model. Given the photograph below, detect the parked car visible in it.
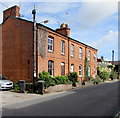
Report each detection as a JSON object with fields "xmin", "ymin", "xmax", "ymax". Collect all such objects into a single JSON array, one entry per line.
[{"xmin": 0, "ymin": 75, "xmax": 13, "ymax": 90}]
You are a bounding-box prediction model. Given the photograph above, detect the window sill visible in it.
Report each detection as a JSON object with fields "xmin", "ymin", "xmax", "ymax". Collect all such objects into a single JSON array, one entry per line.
[
  {"xmin": 48, "ymin": 50, "xmax": 54, "ymax": 53},
  {"xmin": 61, "ymin": 53, "xmax": 65, "ymax": 56}
]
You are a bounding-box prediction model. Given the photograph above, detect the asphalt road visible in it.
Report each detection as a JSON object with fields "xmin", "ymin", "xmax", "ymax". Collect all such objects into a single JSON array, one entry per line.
[{"xmin": 2, "ymin": 81, "xmax": 120, "ymax": 117}]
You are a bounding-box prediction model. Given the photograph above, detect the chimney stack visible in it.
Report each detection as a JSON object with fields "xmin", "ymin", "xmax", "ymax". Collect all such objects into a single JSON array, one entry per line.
[
  {"xmin": 56, "ymin": 23, "xmax": 70, "ymax": 37},
  {"xmin": 3, "ymin": 5, "xmax": 20, "ymax": 21}
]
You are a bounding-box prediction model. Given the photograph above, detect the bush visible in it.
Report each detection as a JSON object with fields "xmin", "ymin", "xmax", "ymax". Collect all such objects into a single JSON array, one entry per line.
[
  {"xmin": 38, "ymin": 71, "xmax": 73, "ymax": 88},
  {"xmin": 54, "ymin": 76, "xmax": 69, "ymax": 85},
  {"xmin": 110, "ymin": 70, "xmax": 116, "ymax": 80},
  {"xmin": 68, "ymin": 72, "xmax": 78, "ymax": 87},
  {"xmin": 39, "ymin": 71, "xmax": 51, "ymax": 81},
  {"xmin": 44, "ymin": 76, "xmax": 56, "ymax": 88},
  {"xmin": 92, "ymin": 75, "xmax": 101, "ymax": 85},
  {"xmin": 26, "ymin": 83, "xmax": 33, "ymax": 91},
  {"xmin": 38, "ymin": 71, "xmax": 56, "ymax": 88},
  {"xmin": 99, "ymin": 71, "xmax": 110, "ymax": 82},
  {"xmin": 88, "ymin": 76, "xmax": 94, "ymax": 81},
  {"xmin": 68, "ymin": 72, "xmax": 78, "ymax": 82},
  {"xmin": 13, "ymin": 83, "xmax": 20, "ymax": 91}
]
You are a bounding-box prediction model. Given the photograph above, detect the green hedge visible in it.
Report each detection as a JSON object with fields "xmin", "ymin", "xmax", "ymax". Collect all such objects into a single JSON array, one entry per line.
[{"xmin": 38, "ymin": 71, "xmax": 73, "ymax": 88}]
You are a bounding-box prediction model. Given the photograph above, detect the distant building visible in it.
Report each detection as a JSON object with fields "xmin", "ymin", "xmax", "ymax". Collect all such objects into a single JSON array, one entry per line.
[{"xmin": 0, "ymin": 6, "xmax": 98, "ymax": 82}]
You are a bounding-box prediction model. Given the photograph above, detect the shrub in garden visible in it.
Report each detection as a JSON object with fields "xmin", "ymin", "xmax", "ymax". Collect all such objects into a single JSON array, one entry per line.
[
  {"xmin": 68, "ymin": 72, "xmax": 78, "ymax": 87},
  {"xmin": 54, "ymin": 76, "xmax": 71, "ymax": 85},
  {"xmin": 39, "ymin": 71, "xmax": 51, "ymax": 81},
  {"xmin": 38, "ymin": 71, "xmax": 56, "ymax": 88},
  {"xmin": 99, "ymin": 71, "xmax": 110, "ymax": 82},
  {"xmin": 92, "ymin": 75, "xmax": 101, "ymax": 85},
  {"xmin": 38, "ymin": 71, "xmax": 73, "ymax": 88},
  {"xmin": 13, "ymin": 83, "xmax": 20, "ymax": 91},
  {"xmin": 26, "ymin": 83, "xmax": 33, "ymax": 91},
  {"xmin": 110, "ymin": 70, "xmax": 116, "ymax": 80},
  {"xmin": 44, "ymin": 76, "xmax": 56, "ymax": 88}
]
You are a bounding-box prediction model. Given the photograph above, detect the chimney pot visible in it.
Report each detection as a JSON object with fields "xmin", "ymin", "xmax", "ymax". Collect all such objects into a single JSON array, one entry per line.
[{"xmin": 56, "ymin": 23, "xmax": 70, "ymax": 37}]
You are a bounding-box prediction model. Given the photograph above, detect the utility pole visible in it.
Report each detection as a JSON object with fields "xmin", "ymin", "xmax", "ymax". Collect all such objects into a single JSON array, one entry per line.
[
  {"xmin": 32, "ymin": 5, "xmax": 37, "ymax": 93},
  {"xmin": 112, "ymin": 50, "xmax": 114, "ymax": 65}
]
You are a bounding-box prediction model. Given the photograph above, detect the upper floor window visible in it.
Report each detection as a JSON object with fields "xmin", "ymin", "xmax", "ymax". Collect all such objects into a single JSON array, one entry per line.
[
  {"xmin": 71, "ymin": 44, "xmax": 74, "ymax": 57},
  {"xmin": 94, "ymin": 53, "xmax": 97, "ymax": 62},
  {"xmin": 71, "ymin": 64, "xmax": 74, "ymax": 72},
  {"xmin": 88, "ymin": 66, "xmax": 91, "ymax": 77},
  {"xmin": 61, "ymin": 40, "xmax": 65, "ymax": 55},
  {"xmin": 48, "ymin": 36, "xmax": 54, "ymax": 52},
  {"xmin": 48, "ymin": 60, "xmax": 54, "ymax": 76},
  {"xmin": 88, "ymin": 51, "xmax": 91, "ymax": 61},
  {"xmin": 61, "ymin": 62, "xmax": 65, "ymax": 75},
  {"xmin": 79, "ymin": 47, "xmax": 83, "ymax": 59},
  {"xmin": 79, "ymin": 65, "xmax": 82, "ymax": 77}
]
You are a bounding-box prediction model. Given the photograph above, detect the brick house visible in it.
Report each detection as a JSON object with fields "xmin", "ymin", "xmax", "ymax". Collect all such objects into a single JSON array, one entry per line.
[{"xmin": 0, "ymin": 6, "xmax": 98, "ymax": 82}]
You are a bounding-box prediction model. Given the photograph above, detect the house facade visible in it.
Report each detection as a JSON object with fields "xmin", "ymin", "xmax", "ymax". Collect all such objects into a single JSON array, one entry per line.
[{"xmin": 1, "ymin": 6, "xmax": 98, "ymax": 82}]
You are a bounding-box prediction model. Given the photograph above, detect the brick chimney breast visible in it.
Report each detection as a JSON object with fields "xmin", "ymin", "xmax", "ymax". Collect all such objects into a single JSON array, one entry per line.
[
  {"xmin": 3, "ymin": 5, "xmax": 20, "ymax": 21},
  {"xmin": 56, "ymin": 23, "xmax": 70, "ymax": 37}
]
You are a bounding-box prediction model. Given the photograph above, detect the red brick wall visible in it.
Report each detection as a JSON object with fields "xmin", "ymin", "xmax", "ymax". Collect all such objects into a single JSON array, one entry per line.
[
  {"xmin": 2, "ymin": 17, "xmax": 33, "ymax": 82},
  {"xmin": 38, "ymin": 28, "xmax": 98, "ymax": 81}
]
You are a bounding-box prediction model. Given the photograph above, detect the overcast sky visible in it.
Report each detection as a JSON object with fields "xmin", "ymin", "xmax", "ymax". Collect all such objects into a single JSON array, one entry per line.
[{"xmin": 0, "ymin": 0, "xmax": 119, "ymax": 61}]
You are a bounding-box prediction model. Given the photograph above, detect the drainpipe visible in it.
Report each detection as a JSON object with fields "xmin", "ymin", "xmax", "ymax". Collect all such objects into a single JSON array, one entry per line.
[{"xmin": 68, "ymin": 38, "xmax": 70, "ymax": 75}]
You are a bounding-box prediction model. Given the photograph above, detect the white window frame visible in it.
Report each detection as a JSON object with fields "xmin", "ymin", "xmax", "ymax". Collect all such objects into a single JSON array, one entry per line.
[
  {"xmin": 71, "ymin": 44, "xmax": 74, "ymax": 57},
  {"xmin": 88, "ymin": 51, "xmax": 91, "ymax": 61},
  {"xmin": 88, "ymin": 66, "xmax": 91, "ymax": 77},
  {"xmin": 61, "ymin": 40, "xmax": 65, "ymax": 55},
  {"xmin": 79, "ymin": 47, "xmax": 82, "ymax": 59},
  {"xmin": 48, "ymin": 36, "xmax": 54, "ymax": 52},
  {"xmin": 48, "ymin": 60, "xmax": 54, "ymax": 76},
  {"xmin": 79, "ymin": 65, "xmax": 82, "ymax": 77},
  {"xmin": 71, "ymin": 64, "xmax": 74, "ymax": 72}
]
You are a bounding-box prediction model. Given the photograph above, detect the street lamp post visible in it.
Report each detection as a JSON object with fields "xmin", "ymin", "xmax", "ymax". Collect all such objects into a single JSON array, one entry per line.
[
  {"xmin": 32, "ymin": 5, "xmax": 37, "ymax": 93},
  {"xmin": 32, "ymin": 5, "xmax": 49, "ymax": 93}
]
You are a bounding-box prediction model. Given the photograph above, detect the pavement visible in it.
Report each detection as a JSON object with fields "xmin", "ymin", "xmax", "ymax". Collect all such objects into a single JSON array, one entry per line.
[{"xmin": 0, "ymin": 79, "xmax": 119, "ymax": 107}]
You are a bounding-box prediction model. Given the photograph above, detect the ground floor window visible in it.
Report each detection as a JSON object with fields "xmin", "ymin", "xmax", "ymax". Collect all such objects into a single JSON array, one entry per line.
[
  {"xmin": 79, "ymin": 65, "xmax": 82, "ymax": 77},
  {"xmin": 94, "ymin": 66, "xmax": 96, "ymax": 78},
  {"xmin": 71, "ymin": 64, "xmax": 74, "ymax": 72},
  {"xmin": 48, "ymin": 60, "xmax": 54, "ymax": 76},
  {"xmin": 61, "ymin": 62, "xmax": 65, "ymax": 75},
  {"xmin": 88, "ymin": 66, "xmax": 91, "ymax": 77}
]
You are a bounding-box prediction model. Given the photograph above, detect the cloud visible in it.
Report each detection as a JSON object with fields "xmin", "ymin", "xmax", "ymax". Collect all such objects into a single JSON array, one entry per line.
[
  {"xmin": 77, "ymin": 2, "xmax": 118, "ymax": 26},
  {"xmin": 91, "ymin": 30, "xmax": 118, "ymax": 60},
  {"xmin": 91, "ymin": 30, "xmax": 118, "ymax": 48},
  {"xmin": 36, "ymin": 2, "xmax": 72, "ymax": 14},
  {"xmin": 36, "ymin": 15, "xmax": 57, "ymax": 25}
]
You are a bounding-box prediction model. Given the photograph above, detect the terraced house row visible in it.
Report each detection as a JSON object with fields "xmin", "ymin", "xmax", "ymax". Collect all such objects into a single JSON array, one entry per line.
[{"xmin": 0, "ymin": 5, "xmax": 98, "ymax": 82}]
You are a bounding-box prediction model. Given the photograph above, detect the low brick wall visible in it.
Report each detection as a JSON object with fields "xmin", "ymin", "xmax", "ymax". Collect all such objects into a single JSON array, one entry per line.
[
  {"xmin": 45, "ymin": 84, "xmax": 72, "ymax": 93},
  {"xmin": 45, "ymin": 81, "xmax": 94, "ymax": 93}
]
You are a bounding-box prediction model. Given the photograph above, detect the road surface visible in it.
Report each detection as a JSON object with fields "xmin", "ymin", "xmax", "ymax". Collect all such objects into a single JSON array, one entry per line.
[{"xmin": 2, "ymin": 81, "xmax": 120, "ymax": 117}]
